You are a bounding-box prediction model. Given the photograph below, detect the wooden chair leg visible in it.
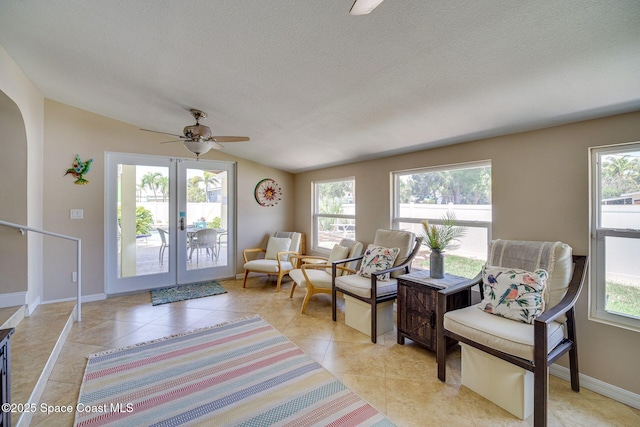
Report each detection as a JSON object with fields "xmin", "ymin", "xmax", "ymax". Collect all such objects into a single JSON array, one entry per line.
[
  {"xmin": 534, "ymin": 365, "xmax": 548, "ymax": 427},
  {"xmin": 566, "ymin": 309, "xmax": 580, "ymax": 392},
  {"xmin": 288, "ymin": 282, "xmax": 297, "ymax": 298},
  {"xmin": 242, "ymin": 270, "xmax": 250, "ymax": 288},
  {"xmin": 569, "ymin": 346, "xmax": 580, "ymax": 392},
  {"xmin": 332, "ymin": 287, "xmax": 337, "ymax": 321},
  {"xmin": 300, "ymin": 289, "xmax": 313, "ymax": 314},
  {"xmin": 370, "ymin": 300, "xmax": 377, "ymax": 344},
  {"xmin": 276, "ymin": 272, "xmax": 284, "ymax": 292}
]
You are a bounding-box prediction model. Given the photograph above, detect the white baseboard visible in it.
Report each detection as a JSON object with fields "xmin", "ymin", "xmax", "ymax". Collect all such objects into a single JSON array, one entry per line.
[
  {"xmin": 43, "ymin": 293, "xmax": 106, "ymax": 305},
  {"xmin": 82, "ymin": 293, "xmax": 107, "ymax": 302},
  {"xmin": 550, "ymin": 365, "xmax": 640, "ymax": 410},
  {"xmin": 0, "ymin": 291, "xmax": 27, "ymax": 308},
  {"xmin": 0, "ymin": 305, "xmax": 25, "ymax": 329},
  {"xmin": 26, "ymin": 294, "xmax": 41, "ymax": 316}
]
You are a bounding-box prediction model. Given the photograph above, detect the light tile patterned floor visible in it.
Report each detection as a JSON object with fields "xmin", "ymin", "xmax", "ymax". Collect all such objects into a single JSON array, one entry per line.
[{"xmin": 14, "ymin": 276, "xmax": 640, "ymax": 426}]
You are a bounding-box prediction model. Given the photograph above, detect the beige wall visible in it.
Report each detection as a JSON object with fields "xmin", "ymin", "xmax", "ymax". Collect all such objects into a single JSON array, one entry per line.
[
  {"xmin": 42, "ymin": 100, "xmax": 293, "ymax": 300},
  {"xmin": 0, "ymin": 45, "xmax": 45, "ymax": 309},
  {"xmin": 293, "ymin": 111, "xmax": 640, "ymax": 395}
]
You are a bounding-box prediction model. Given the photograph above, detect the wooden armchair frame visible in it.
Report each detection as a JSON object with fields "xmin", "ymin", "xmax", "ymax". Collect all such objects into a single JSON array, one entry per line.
[
  {"xmin": 242, "ymin": 247, "xmax": 301, "ymax": 292},
  {"xmin": 436, "ymin": 255, "xmax": 588, "ymax": 427}
]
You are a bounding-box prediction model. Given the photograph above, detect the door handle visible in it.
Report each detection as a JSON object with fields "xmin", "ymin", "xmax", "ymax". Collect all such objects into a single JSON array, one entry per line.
[{"xmin": 180, "ymin": 217, "xmax": 185, "ymax": 231}]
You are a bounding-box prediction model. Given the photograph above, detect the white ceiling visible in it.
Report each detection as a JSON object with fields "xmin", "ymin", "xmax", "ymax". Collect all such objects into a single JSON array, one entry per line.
[{"xmin": 1, "ymin": 1, "xmax": 639, "ymax": 173}]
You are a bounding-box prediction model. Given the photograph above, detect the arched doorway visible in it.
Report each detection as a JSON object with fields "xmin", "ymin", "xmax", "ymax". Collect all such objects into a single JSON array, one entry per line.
[{"xmin": 0, "ymin": 89, "xmax": 28, "ymax": 299}]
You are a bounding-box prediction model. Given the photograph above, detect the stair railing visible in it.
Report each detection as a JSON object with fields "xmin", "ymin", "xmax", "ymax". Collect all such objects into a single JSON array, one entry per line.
[{"xmin": 0, "ymin": 219, "xmax": 82, "ymax": 321}]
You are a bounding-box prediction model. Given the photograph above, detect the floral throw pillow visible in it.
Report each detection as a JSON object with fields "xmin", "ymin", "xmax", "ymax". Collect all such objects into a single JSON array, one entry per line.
[
  {"xmin": 357, "ymin": 244, "xmax": 400, "ymax": 282},
  {"xmin": 478, "ymin": 265, "xmax": 548, "ymax": 324}
]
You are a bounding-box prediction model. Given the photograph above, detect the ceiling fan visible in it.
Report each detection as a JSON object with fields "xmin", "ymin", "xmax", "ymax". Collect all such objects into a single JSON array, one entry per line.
[{"xmin": 141, "ymin": 109, "xmax": 250, "ymax": 159}]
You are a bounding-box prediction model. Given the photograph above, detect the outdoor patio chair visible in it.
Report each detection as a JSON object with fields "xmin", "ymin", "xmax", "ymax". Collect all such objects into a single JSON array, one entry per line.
[
  {"xmin": 157, "ymin": 228, "xmax": 169, "ymax": 265},
  {"xmin": 189, "ymin": 228, "xmax": 219, "ymax": 264}
]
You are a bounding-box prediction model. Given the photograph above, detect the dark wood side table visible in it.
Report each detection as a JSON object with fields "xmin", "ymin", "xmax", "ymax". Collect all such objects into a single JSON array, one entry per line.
[
  {"xmin": 397, "ymin": 271, "xmax": 471, "ymax": 351},
  {"xmin": 0, "ymin": 328, "xmax": 14, "ymax": 427}
]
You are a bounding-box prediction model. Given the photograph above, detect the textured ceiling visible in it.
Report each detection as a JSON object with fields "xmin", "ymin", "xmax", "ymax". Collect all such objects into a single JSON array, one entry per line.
[{"xmin": 1, "ymin": 0, "xmax": 639, "ymax": 173}]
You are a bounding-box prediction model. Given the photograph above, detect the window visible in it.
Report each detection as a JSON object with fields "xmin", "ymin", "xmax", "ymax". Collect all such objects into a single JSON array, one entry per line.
[
  {"xmin": 392, "ymin": 161, "xmax": 492, "ymax": 278},
  {"xmin": 590, "ymin": 143, "xmax": 640, "ymax": 331},
  {"xmin": 313, "ymin": 178, "xmax": 355, "ymax": 251}
]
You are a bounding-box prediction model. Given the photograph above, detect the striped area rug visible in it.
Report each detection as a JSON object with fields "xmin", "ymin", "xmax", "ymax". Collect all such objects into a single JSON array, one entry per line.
[{"xmin": 74, "ymin": 316, "xmax": 395, "ymax": 427}]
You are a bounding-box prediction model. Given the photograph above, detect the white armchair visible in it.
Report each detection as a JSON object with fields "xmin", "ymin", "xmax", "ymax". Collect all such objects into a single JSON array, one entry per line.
[
  {"xmin": 332, "ymin": 229, "xmax": 422, "ymax": 343},
  {"xmin": 436, "ymin": 240, "xmax": 588, "ymax": 427},
  {"xmin": 242, "ymin": 231, "xmax": 302, "ymax": 292}
]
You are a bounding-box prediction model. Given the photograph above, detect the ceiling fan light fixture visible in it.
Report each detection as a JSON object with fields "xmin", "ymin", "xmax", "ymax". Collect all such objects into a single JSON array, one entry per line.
[
  {"xmin": 142, "ymin": 108, "xmax": 249, "ymax": 159},
  {"xmin": 350, "ymin": 0, "xmax": 385, "ymax": 15},
  {"xmin": 183, "ymin": 140, "xmax": 213, "ymax": 158}
]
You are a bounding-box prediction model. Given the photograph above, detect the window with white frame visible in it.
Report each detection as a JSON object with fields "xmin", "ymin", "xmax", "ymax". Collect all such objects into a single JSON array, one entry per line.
[
  {"xmin": 590, "ymin": 143, "xmax": 640, "ymax": 331},
  {"xmin": 392, "ymin": 161, "xmax": 492, "ymax": 278},
  {"xmin": 313, "ymin": 178, "xmax": 355, "ymax": 251}
]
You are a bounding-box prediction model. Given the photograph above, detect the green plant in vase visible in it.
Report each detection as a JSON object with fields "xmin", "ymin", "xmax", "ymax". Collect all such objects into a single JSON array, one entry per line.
[{"xmin": 420, "ymin": 211, "xmax": 466, "ymax": 279}]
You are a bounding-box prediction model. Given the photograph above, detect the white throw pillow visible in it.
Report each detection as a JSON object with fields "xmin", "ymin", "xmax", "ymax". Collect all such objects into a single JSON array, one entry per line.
[
  {"xmin": 264, "ymin": 236, "xmax": 292, "ymax": 260},
  {"xmin": 478, "ymin": 265, "xmax": 548, "ymax": 324},
  {"xmin": 357, "ymin": 244, "xmax": 400, "ymax": 282},
  {"xmin": 326, "ymin": 244, "xmax": 351, "ymax": 276}
]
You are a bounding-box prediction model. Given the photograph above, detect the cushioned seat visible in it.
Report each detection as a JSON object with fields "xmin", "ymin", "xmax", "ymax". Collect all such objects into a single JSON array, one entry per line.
[
  {"xmin": 443, "ymin": 304, "xmax": 565, "ymax": 361},
  {"xmin": 331, "ymin": 273, "xmax": 398, "ymax": 299}
]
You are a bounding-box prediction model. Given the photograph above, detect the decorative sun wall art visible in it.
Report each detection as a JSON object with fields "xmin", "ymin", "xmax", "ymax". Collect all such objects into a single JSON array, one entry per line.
[{"xmin": 254, "ymin": 178, "xmax": 282, "ymax": 207}]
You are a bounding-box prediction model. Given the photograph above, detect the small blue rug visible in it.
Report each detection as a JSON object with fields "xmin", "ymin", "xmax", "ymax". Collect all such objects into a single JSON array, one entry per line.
[{"xmin": 150, "ymin": 281, "xmax": 227, "ymax": 306}]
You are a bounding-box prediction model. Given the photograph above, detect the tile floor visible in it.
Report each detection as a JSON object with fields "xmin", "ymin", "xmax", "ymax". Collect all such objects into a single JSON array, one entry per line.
[{"xmin": 13, "ymin": 276, "xmax": 640, "ymax": 426}]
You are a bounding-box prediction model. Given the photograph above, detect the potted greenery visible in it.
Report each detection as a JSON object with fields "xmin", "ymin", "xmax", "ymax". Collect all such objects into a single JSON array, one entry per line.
[{"xmin": 420, "ymin": 211, "xmax": 466, "ymax": 278}]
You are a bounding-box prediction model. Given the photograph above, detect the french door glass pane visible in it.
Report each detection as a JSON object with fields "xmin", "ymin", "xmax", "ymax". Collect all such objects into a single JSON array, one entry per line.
[
  {"xmin": 117, "ymin": 164, "xmax": 170, "ymax": 278},
  {"xmin": 185, "ymin": 168, "xmax": 228, "ymax": 271},
  {"xmin": 604, "ymin": 236, "xmax": 640, "ymax": 319}
]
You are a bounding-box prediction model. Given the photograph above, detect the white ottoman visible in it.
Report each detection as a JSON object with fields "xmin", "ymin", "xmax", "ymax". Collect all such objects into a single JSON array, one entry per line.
[
  {"xmin": 344, "ymin": 295, "xmax": 394, "ymax": 338},
  {"xmin": 461, "ymin": 343, "xmax": 534, "ymax": 419}
]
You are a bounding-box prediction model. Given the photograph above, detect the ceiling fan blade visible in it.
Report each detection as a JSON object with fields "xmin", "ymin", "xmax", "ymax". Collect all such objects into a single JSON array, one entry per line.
[
  {"xmin": 209, "ymin": 141, "xmax": 225, "ymax": 150},
  {"xmin": 159, "ymin": 140, "xmax": 183, "ymax": 144},
  {"xmin": 140, "ymin": 128, "xmax": 184, "ymax": 138},
  {"xmin": 350, "ymin": 0, "xmax": 385, "ymax": 15},
  {"xmin": 211, "ymin": 136, "xmax": 250, "ymax": 143}
]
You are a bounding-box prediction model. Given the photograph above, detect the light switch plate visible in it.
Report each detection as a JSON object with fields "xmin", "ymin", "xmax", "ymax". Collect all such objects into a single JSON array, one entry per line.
[{"xmin": 70, "ymin": 209, "xmax": 83, "ymax": 219}]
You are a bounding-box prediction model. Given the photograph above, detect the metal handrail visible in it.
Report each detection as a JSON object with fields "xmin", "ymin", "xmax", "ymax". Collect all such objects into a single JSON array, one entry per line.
[{"xmin": 0, "ymin": 219, "xmax": 81, "ymax": 321}]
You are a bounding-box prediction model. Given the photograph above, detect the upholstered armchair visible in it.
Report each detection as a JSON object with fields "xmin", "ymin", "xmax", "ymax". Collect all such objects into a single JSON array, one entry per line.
[
  {"xmin": 436, "ymin": 239, "xmax": 588, "ymax": 427},
  {"xmin": 331, "ymin": 229, "xmax": 422, "ymax": 343},
  {"xmin": 289, "ymin": 239, "xmax": 363, "ymax": 313},
  {"xmin": 242, "ymin": 231, "xmax": 302, "ymax": 292}
]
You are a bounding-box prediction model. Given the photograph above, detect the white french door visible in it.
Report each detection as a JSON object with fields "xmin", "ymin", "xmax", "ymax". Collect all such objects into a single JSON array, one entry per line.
[{"xmin": 105, "ymin": 153, "xmax": 236, "ymax": 295}]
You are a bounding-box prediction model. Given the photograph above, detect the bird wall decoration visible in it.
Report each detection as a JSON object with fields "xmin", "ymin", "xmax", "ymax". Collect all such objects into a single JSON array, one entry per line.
[{"xmin": 65, "ymin": 154, "xmax": 93, "ymax": 185}]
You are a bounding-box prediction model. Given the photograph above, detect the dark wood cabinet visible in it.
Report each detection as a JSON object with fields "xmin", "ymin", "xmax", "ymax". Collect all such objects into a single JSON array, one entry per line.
[
  {"xmin": 397, "ymin": 271, "xmax": 470, "ymax": 351},
  {"xmin": 0, "ymin": 328, "xmax": 14, "ymax": 427}
]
